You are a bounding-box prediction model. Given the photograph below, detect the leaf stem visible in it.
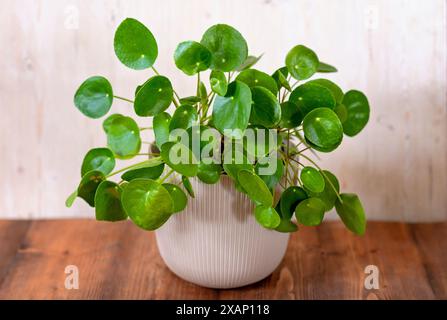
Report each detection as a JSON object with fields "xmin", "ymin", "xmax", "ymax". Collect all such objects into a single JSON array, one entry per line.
[
  {"xmin": 139, "ymin": 127, "xmax": 152, "ymax": 131},
  {"xmin": 106, "ymin": 159, "xmax": 158, "ymax": 178},
  {"xmin": 157, "ymin": 168, "xmax": 174, "ymax": 184},
  {"xmin": 113, "ymin": 95, "xmax": 134, "ymax": 104},
  {"xmin": 151, "ymin": 66, "xmax": 159, "ymax": 75}
]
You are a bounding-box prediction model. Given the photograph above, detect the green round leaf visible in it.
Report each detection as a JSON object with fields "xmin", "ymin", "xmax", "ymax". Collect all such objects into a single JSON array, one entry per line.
[
  {"xmin": 236, "ymin": 54, "xmax": 263, "ymax": 71},
  {"xmin": 237, "ymin": 169, "xmax": 273, "ymax": 207},
  {"xmin": 317, "ymin": 61, "xmax": 337, "ymax": 73},
  {"xmin": 197, "ymin": 162, "xmax": 221, "ymax": 184},
  {"xmin": 103, "ymin": 114, "xmax": 123, "ymax": 133},
  {"xmin": 200, "ymin": 24, "xmax": 248, "ymax": 72},
  {"xmin": 162, "ymin": 183, "xmax": 187, "ymax": 213},
  {"xmin": 255, "ymin": 205, "xmax": 281, "ymax": 229},
  {"xmin": 279, "ymin": 186, "xmax": 308, "ymax": 220},
  {"xmin": 81, "ymin": 148, "xmax": 115, "ymax": 176},
  {"xmin": 122, "ymin": 179, "xmax": 173, "ymax": 230},
  {"xmin": 285, "ymin": 45, "xmax": 319, "ymax": 80},
  {"xmin": 279, "ymin": 101, "xmax": 303, "ymax": 128},
  {"xmin": 255, "ymin": 154, "xmax": 284, "ymax": 190},
  {"xmin": 94, "ymin": 181, "xmax": 127, "ymax": 221},
  {"xmin": 250, "ymin": 86, "xmax": 281, "ymax": 128},
  {"xmin": 295, "ymin": 197, "xmax": 325, "ymax": 226},
  {"xmin": 77, "ymin": 170, "xmax": 106, "ymax": 207},
  {"xmin": 161, "ymin": 142, "xmax": 198, "ymax": 177},
  {"xmin": 106, "ymin": 115, "xmax": 141, "ymax": 159},
  {"xmin": 341, "ymin": 90, "xmax": 370, "ymax": 137},
  {"xmin": 303, "ymin": 108, "xmax": 343, "ymax": 152},
  {"xmin": 307, "ymin": 79, "xmax": 344, "ymax": 104},
  {"xmin": 275, "ymin": 218, "xmax": 298, "ymax": 233},
  {"xmin": 153, "ymin": 112, "xmax": 171, "ymax": 148},
  {"xmin": 272, "ymin": 67, "xmax": 291, "ymax": 91},
  {"xmin": 334, "ymin": 103, "xmax": 348, "ymax": 123},
  {"xmin": 335, "ymin": 193, "xmax": 366, "ymax": 235},
  {"xmin": 236, "ymin": 69, "xmax": 278, "ymax": 95},
  {"xmin": 74, "ymin": 76, "xmax": 113, "ymax": 119},
  {"xmin": 181, "ymin": 175, "xmax": 195, "ymax": 198},
  {"xmin": 300, "ymin": 166, "xmax": 325, "ymax": 193},
  {"xmin": 169, "ymin": 105, "xmax": 198, "ymax": 131},
  {"xmin": 134, "ymin": 76, "xmax": 173, "ymax": 117},
  {"xmin": 114, "ymin": 18, "xmax": 158, "ymax": 70},
  {"xmin": 222, "ymin": 148, "xmax": 253, "ymax": 181},
  {"xmin": 212, "ymin": 81, "xmax": 252, "ymax": 139},
  {"xmin": 306, "ymin": 170, "xmax": 340, "ymax": 211},
  {"xmin": 174, "ymin": 41, "xmax": 212, "ymax": 75},
  {"xmin": 242, "ymin": 126, "xmax": 279, "ymax": 159},
  {"xmin": 289, "ymin": 82, "xmax": 336, "ymax": 116},
  {"xmin": 121, "ymin": 163, "xmax": 165, "ymax": 181},
  {"xmin": 210, "ymin": 70, "xmax": 228, "ymax": 96}
]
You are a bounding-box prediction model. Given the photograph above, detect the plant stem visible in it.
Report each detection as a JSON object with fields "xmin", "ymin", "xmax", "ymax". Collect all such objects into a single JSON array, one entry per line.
[
  {"xmin": 157, "ymin": 168, "xmax": 174, "ymax": 184},
  {"xmin": 139, "ymin": 127, "xmax": 152, "ymax": 131},
  {"xmin": 151, "ymin": 66, "xmax": 159, "ymax": 75},
  {"xmin": 113, "ymin": 95, "xmax": 134, "ymax": 103}
]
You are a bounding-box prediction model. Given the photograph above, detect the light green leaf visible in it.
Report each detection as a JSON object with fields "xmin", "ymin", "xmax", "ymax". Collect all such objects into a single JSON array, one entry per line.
[
  {"xmin": 81, "ymin": 148, "xmax": 115, "ymax": 176},
  {"xmin": 74, "ymin": 76, "xmax": 113, "ymax": 119},
  {"xmin": 134, "ymin": 76, "xmax": 173, "ymax": 117},
  {"xmin": 174, "ymin": 41, "xmax": 212, "ymax": 75},
  {"xmin": 255, "ymin": 205, "xmax": 281, "ymax": 229},
  {"xmin": 237, "ymin": 169, "xmax": 273, "ymax": 207},
  {"xmin": 162, "ymin": 183, "xmax": 188, "ymax": 213},
  {"xmin": 285, "ymin": 45, "xmax": 319, "ymax": 80},
  {"xmin": 295, "ymin": 197, "xmax": 326, "ymax": 226},
  {"xmin": 335, "ymin": 193, "xmax": 366, "ymax": 235}
]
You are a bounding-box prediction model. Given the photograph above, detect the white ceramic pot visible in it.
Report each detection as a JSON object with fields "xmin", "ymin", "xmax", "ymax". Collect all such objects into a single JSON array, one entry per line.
[{"xmin": 155, "ymin": 176, "xmax": 290, "ymax": 289}]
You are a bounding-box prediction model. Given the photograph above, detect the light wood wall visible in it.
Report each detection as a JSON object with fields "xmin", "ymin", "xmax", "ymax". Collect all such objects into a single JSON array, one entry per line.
[{"xmin": 0, "ymin": 0, "xmax": 446, "ymax": 221}]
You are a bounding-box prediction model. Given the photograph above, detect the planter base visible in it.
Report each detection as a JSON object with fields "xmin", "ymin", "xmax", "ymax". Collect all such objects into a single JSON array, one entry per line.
[{"xmin": 155, "ymin": 176, "xmax": 290, "ymax": 289}]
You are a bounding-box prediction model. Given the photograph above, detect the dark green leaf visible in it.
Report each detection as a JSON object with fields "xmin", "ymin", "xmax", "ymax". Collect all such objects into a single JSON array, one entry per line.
[
  {"xmin": 197, "ymin": 162, "xmax": 221, "ymax": 184},
  {"xmin": 134, "ymin": 76, "xmax": 173, "ymax": 116},
  {"xmin": 307, "ymin": 78, "xmax": 344, "ymax": 104},
  {"xmin": 212, "ymin": 81, "xmax": 252, "ymax": 139},
  {"xmin": 161, "ymin": 142, "xmax": 198, "ymax": 177},
  {"xmin": 174, "ymin": 41, "xmax": 212, "ymax": 75},
  {"xmin": 114, "ymin": 18, "xmax": 158, "ymax": 70},
  {"xmin": 94, "ymin": 181, "xmax": 127, "ymax": 221},
  {"xmin": 300, "ymin": 166, "xmax": 325, "ymax": 193},
  {"xmin": 162, "ymin": 183, "xmax": 187, "ymax": 212},
  {"xmin": 121, "ymin": 179, "xmax": 173, "ymax": 230},
  {"xmin": 285, "ymin": 45, "xmax": 319, "ymax": 80},
  {"xmin": 169, "ymin": 104, "xmax": 198, "ymax": 131},
  {"xmin": 210, "ymin": 70, "xmax": 228, "ymax": 96},
  {"xmin": 250, "ymin": 86, "xmax": 281, "ymax": 128},
  {"xmin": 179, "ymin": 96, "xmax": 201, "ymax": 105},
  {"xmin": 306, "ymin": 170, "xmax": 340, "ymax": 211},
  {"xmin": 105, "ymin": 115, "xmax": 141, "ymax": 158},
  {"xmin": 255, "ymin": 154, "xmax": 284, "ymax": 190},
  {"xmin": 81, "ymin": 148, "xmax": 115, "ymax": 176},
  {"xmin": 272, "ymin": 67, "xmax": 291, "ymax": 91},
  {"xmin": 121, "ymin": 163, "xmax": 165, "ymax": 181},
  {"xmin": 237, "ymin": 169, "xmax": 273, "ymax": 207},
  {"xmin": 289, "ymin": 82, "xmax": 336, "ymax": 116},
  {"xmin": 255, "ymin": 205, "xmax": 281, "ymax": 229},
  {"xmin": 236, "ymin": 54, "xmax": 263, "ymax": 71},
  {"xmin": 279, "ymin": 186, "xmax": 308, "ymax": 220},
  {"xmin": 201, "ymin": 24, "xmax": 248, "ymax": 71},
  {"xmin": 317, "ymin": 61, "xmax": 337, "ymax": 73},
  {"xmin": 279, "ymin": 101, "xmax": 303, "ymax": 128},
  {"xmin": 295, "ymin": 197, "xmax": 325, "ymax": 226},
  {"xmin": 74, "ymin": 76, "xmax": 113, "ymax": 119},
  {"xmin": 302, "ymin": 107, "xmax": 343, "ymax": 152},
  {"xmin": 77, "ymin": 170, "xmax": 106, "ymax": 207},
  {"xmin": 181, "ymin": 175, "xmax": 195, "ymax": 197},
  {"xmin": 275, "ymin": 218, "xmax": 298, "ymax": 233},
  {"xmin": 236, "ymin": 69, "xmax": 278, "ymax": 95},
  {"xmin": 222, "ymin": 148, "xmax": 253, "ymax": 181},
  {"xmin": 341, "ymin": 90, "xmax": 370, "ymax": 137},
  {"xmin": 335, "ymin": 193, "xmax": 366, "ymax": 235},
  {"xmin": 153, "ymin": 112, "xmax": 171, "ymax": 148}
]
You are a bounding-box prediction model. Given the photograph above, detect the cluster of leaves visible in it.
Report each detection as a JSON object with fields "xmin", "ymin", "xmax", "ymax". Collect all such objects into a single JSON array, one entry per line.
[{"xmin": 67, "ymin": 18, "xmax": 369, "ymax": 235}]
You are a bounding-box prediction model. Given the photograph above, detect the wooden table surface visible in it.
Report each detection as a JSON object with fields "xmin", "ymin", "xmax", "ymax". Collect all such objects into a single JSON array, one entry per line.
[{"xmin": 0, "ymin": 219, "xmax": 445, "ymax": 300}]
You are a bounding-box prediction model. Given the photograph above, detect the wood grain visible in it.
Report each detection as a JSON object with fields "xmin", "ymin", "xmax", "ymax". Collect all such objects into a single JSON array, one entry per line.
[
  {"xmin": 0, "ymin": 220, "xmax": 445, "ymax": 299},
  {"xmin": 0, "ymin": 0, "xmax": 446, "ymax": 221}
]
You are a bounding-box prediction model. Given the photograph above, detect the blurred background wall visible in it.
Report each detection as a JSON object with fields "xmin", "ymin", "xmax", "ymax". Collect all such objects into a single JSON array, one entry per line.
[{"xmin": 0, "ymin": 0, "xmax": 445, "ymax": 221}]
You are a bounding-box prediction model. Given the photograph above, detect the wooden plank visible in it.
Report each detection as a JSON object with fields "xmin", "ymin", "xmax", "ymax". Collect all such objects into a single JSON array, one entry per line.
[{"xmin": 0, "ymin": 220, "xmax": 445, "ymax": 299}]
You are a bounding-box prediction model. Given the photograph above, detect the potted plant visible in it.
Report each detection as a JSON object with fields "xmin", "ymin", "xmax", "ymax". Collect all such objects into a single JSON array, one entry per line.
[{"xmin": 66, "ymin": 18, "xmax": 370, "ymax": 289}]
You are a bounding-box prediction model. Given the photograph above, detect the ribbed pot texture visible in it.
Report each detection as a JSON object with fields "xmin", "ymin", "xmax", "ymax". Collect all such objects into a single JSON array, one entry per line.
[{"xmin": 155, "ymin": 176, "xmax": 290, "ymax": 289}]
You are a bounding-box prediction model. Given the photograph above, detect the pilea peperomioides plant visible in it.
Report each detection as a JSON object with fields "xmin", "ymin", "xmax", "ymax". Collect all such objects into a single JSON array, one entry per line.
[{"xmin": 67, "ymin": 18, "xmax": 370, "ymax": 235}]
